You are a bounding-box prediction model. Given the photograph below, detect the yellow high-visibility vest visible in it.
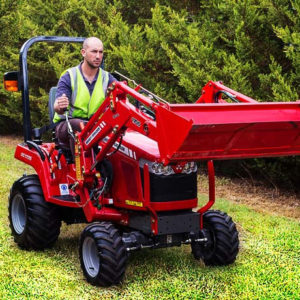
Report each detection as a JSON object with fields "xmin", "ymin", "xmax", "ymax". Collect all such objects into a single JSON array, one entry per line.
[{"xmin": 53, "ymin": 65, "xmax": 109, "ymax": 123}]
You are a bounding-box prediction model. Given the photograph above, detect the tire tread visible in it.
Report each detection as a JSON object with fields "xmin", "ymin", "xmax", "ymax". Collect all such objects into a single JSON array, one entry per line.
[
  {"xmin": 192, "ymin": 210, "xmax": 239, "ymax": 266},
  {"xmin": 79, "ymin": 222, "xmax": 127, "ymax": 287},
  {"xmin": 9, "ymin": 175, "xmax": 61, "ymax": 250}
]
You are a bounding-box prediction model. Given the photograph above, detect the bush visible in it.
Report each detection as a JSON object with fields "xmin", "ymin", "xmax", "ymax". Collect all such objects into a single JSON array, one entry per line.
[{"xmin": 0, "ymin": 0, "xmax": 299, "ymax": 187}]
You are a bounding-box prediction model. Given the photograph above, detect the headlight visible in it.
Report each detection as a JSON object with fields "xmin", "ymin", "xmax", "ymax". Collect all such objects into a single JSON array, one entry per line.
[
  {"xmin": 182, "ymin": 161, "xmax": 197, "ymax": 174},
  {"xmin": 151, "ymin": 162, "xmax": 174, "ymax": 175},
  {"xmin": 140, "ymin": 159, "xmax": 197, "ymax": 175}
]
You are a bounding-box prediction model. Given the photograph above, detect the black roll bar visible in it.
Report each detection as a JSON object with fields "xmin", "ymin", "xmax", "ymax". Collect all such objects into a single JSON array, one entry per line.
[{"xmin": 19, "ymin": 36, "xmax": 86, "ymax": 142}]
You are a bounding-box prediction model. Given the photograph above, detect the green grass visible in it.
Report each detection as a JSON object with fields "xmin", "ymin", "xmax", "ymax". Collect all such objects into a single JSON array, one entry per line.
[{"xmin": 0, "ymin": 138, "xmax": 299, "ymax": 299}]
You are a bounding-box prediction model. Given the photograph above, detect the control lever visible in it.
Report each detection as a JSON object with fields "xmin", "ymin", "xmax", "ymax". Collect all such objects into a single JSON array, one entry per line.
[{"xmin": 64, "ymin": 110, "xmax": 75, "ymax": 140}]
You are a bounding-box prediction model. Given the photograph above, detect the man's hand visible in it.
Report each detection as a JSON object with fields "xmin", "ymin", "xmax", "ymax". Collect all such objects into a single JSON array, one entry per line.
[{"xmin": 54, "ymin": 93, "xmax": 69, "ymax": 114}]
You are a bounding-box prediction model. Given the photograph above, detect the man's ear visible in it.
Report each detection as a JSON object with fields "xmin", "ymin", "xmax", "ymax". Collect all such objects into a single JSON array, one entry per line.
[{"xmin": 81, "ymin": 48, "xmax": 86, "ymax": 57}]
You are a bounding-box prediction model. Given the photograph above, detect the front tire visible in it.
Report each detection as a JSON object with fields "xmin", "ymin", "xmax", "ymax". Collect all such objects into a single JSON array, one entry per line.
[
  {"xmin": 192, "ymin": 210, "xmax": 239, "ymax": 265},
  {"xmin": 8, "ymin": 174, "xmax": 61, "ymax": 250},
  {"xmin": 79, "ymin": 222, "xmax": 127, "ymax": 287}
]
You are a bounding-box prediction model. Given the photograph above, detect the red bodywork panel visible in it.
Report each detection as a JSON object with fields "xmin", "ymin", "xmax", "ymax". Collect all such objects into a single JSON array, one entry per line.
[
  {"xmin": 168, "ymin": 102, "xmax": 300, "ymax": 161},
  {"xmin": 15, "ymin": 80, "xmax": 300, "ymax": 233}
]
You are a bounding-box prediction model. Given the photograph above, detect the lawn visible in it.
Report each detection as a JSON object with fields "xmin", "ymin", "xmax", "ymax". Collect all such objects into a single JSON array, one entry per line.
[{"xmin": 0, "ymin": 136, "xmax": 299, "ymax": 299}]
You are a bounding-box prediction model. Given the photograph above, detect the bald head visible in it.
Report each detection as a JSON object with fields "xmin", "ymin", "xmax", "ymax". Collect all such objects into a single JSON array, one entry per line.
[{"xmin": 83, "ymin": 37, "xmax": 103, "ymax": 50}]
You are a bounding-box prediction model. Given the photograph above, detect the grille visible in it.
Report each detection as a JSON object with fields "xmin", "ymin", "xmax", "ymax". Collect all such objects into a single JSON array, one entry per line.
[{"xmin": 141, "ymin": 170, "xmax": 197, "ymax": 202}]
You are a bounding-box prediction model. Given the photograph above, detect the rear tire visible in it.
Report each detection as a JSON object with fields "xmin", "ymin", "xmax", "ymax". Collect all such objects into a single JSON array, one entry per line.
[
  {"xmin": 8, "ymin": 174, "xmax": 61, "ymax": 250},
  {"xmin": 192, "ymin": 210, "xmax": 239, "ymax": 265},
  {"xmin": 79, "ymin": 222, "xmax": 127, "ymax": 287}
]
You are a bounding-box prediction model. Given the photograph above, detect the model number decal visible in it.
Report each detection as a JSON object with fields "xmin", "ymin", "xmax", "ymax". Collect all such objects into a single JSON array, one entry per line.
[
  {"xmin": 131, "ymin": 117, "xmax": 141, "ymax": 127},
  {"xmin": 125, "ymin": 200, "xmax": 143, "ymax": 207},
  {"xmin": 85, "ymin": 121, "xmax": 106, "ymax": 146},
  {"xmin": 21, "ymin": 152, "xmax": 32, "ymax": 161}
]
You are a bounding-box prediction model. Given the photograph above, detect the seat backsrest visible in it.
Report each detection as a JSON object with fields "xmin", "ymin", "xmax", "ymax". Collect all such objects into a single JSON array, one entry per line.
[{"xmin": 48, "ymin": 86, "xmax": 57, "ymax": 124}]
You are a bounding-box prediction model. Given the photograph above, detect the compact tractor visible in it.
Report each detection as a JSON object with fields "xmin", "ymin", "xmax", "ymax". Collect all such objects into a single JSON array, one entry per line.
[{"xmin": 4, "ymin": 36, "xmax": 300, "ymax": 286}]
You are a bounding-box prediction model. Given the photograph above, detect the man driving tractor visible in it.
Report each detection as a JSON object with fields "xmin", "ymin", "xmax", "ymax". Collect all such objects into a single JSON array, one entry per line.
[{"xmin": 53, "ymin": 37, "xmax": 116, "ymax": 156}]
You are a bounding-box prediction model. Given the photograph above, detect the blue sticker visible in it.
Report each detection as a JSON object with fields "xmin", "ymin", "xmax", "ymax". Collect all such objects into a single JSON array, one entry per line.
[{"xmin": 59, "ymin": 184, "xmax": 69, "ymax": 195}]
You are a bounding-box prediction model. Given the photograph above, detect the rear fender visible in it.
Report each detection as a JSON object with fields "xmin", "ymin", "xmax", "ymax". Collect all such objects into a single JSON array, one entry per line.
[{"xmin": 14, "ymin": 143, "xmax": 56, "ymax": 201}]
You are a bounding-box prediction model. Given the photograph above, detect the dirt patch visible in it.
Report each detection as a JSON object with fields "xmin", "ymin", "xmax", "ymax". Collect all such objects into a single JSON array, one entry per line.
[
  {"xmin": 198, "ymin": 174, "xmax": 300, "ymax": 220},
  {"xmin": 0, "ymin": 135, "xmax": 23, "ymax": 146}
]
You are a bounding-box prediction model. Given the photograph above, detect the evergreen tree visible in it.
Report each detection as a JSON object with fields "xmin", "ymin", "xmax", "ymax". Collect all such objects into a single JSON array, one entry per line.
[
  {"xmin": 0, "ymin": 0, "xmax": 25, "ymax": 132},
  {"xmin": 0, "ymin": 0, "xmax": 299, "ymax": 189}
]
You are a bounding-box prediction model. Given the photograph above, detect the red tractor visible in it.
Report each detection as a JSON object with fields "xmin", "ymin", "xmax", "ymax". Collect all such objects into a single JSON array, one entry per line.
[{"xmin": 4, "ymin": 36, "xmax": 300, "ymax": 286}]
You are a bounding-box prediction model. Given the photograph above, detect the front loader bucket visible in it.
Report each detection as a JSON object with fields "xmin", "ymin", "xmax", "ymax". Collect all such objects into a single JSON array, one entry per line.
[{"xmin": 156, "ymin": 102, "xmax": 300, "ymax": 163}]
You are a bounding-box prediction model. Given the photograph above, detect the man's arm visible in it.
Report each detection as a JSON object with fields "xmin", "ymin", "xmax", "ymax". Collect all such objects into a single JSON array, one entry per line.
[
  {"xmin": 54, "ymin": 72, "xmax": 72, "ymax": 114},
  {"xmin": 108, "ymin": 73, "xmax": 118, "ymax": 86}
]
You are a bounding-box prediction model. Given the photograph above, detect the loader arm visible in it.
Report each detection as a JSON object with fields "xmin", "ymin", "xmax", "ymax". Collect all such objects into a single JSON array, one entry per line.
[
  {"xmin": 77, "ymin": 81, "xmax": 193, "ymax": 171},
  {"xmin": 78, "ymin": 81, "xmax": 300, "ymax": 169}
]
